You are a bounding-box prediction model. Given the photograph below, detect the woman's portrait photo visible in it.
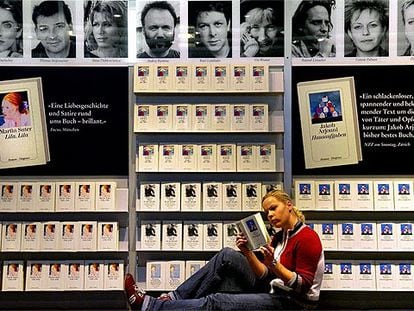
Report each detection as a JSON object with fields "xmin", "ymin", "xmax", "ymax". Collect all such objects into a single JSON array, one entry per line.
[
  {"xmin": 344, "ymin": 0, "xmax": 389, "ymax": 57},
  {"xmin": 0, "ymin": 91, "xmax": 30, "ymax": 128},
  {"xmin": 240, "ymin": 0, "xmax": 284, "ymax": 57},
  {"xmin": 84, "ymin": 0, "xmax": 128, "ymax": 58},
  {"xmin": 398, "ymin": 0, "xmax": 414, "ymax": 55},
  {"xmin": 0, "ymin": 0, "xmax": 22, "ymax": 58}
]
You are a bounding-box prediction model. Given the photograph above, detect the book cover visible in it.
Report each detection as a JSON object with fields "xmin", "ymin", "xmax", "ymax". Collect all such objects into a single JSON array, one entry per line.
[
  {"xmin": 137, "ymin": 144, "xmax": 159, "ymax": 172},
  {"xmin": 353, "ymin": 180, "xmax": 374, "ymax": 210},
  {"xmin": 161, "ymin": 221, "xmax": 183, "ymax": 251},
  {"xmin": 78, "ymin": 221, "xmax": 97, "ymax": 251},
  {"xmin": 397, "ymin": 262, "xmax": 413, "ymax": 289},
  {"xmin": 55, "ymin": 182, "xmax": 75, "ymax": 212},
  {"xmin": 179, "ymin": 144, "xmax": 198, "ymax": 171},
  {"xmin": 104, "ymin": 260, "xmax": 124, "ymax": 290},
  {"xmin": 242, "ymin": 182, "xmax": 262, "ymax": 211},
  {"xmin": 165, "ymin": 261, "xmax": 185, "ymax": 290},
  {"xmin": 160, "ymin": 182, "xmax": 180, "ymax": 211},
  {"xmin": 0, "ymin": 182, "xmax": 17, "ymax": 212},
  {"xmin": 297, "ymin": 77, "xmax": 362, "ymax": 169},
  {"xmin": 212, "ymin": 64, "xmax": 230, "ymax": 92},
  {"xmin": 397, "ymin": 223, "xmax": 414, "ymax": 250},
  {"xmin": 2, "ymin": 261, "xmax": 24, "ymax": 291},
  {"xmin": 251, "ymin": 64, "xmax": 269, "ymax": 91},
  {"xmin": 216, "ymin": 144, "xmax": 236, "ymax": 172},
  {"xmin": 146, "ymin": 261, "xmax": 165, "ymax": 290},
  {"xmin": 321, "ymin": 262, "xmax": 337, "ymax": 289},
  {"xmin": 376, "ymin": 262, "xmax": 396, "ymax": 290},
  {"xmin": 193, "ymin": 104, "xmax": 211, "ymax": 131},
  {"xmin": 140, "ymin": 221, "xmax": 161, "ymax": 250},
  {"xmin": 355, "ymin": 262, "xmax": 376, "ymax": 290},
  {"xmin": 65, "ymin": 261, "xmax": 85, "ymax": 290},
  {"xmin": 17, "ymin": 182, "xmax": 36, "ymax": 212},
  {"xmin": 236, "ymin": 213, "xmax": 270, "ymax": 250},
  {"xmin": 294, "ymin": 180, "xmax": 315, "ymax": 210},
  {"xmin": 84, "ymin": 261, "xmax": 104, "ymax": 290},
  {"xmin": 315, "ymin": 180, "xmax": 334, "ymax": 210},
  {"xmin": 261, "ymin": 183, "xmax": 283, "ymax": 195},
  {"xmin": 203, "ymin": 222, "xmax": 222, "ymax": 251},
  {"xmin": 223, "ymin": 222, "xmax": 239, "ymax": 250},
  {"xmin": 377, "ymin": 223, "xmax": 397, "ymax": 250},
  {"xmin": 60, "ymin": 222, "xmax": 77, "ymax": 251},
  {"xmin": 96, "ymin": 182, "xmax": 117, "ymax": 211},
  {"xmin": 222, "ymin": 182, "xmax": 242, "ymax": 211},
  {"xmin": 315, "ymin": 222, "xmax": 338, "ymax": 250},
  {"xmin": 45, "ymin": 261, "xmax": 64, "ymax": 291},
  {"xmin": 202, "ymin": 182, "xmax": 222, "ymax": 212},
  {"xmin": 236, "ymin": 144, "xmax": 256, "ymax": 172},
  {"xmin": 181, "ymin": 183, "xmax": 201, "ymax": 211},
  {"xmin": 25, "ymin": 261, "xmax": 46, "ymax": 291},
  {"xmin": 154, "ymin": 65, "xmax": 172, "ymax": 91},
  {"xmin": 155, "ymin": 104, "xmax": 172, "ymax": 131},
  {"xmin": 334, "ymin": 181, "xmax": 354, "ymax": 210},
  {"xmin": 173, "ymin": 64, "xmax": 191, "ymax": 91},
  {"xmin": 211, "ymin": 104, "xmax": 230, "ymax": 131},
  {"xmin": 231, "ymin": 104, "xmax": 250, "ymax": 131},
  {"xmin": 134, "ymin": 104, "xmax": 154, "ymax": 132},
  {"xmin": 356, "ymin": 222, "xmax": 377, "ymax": 250},
  {"xmin": 198, "ymin": 144, "xmax": 217, "ymax": 171},
  {"xmin": 183, "ymin": 222, "xmax": 203, "ymax": 251},
  {"xmin": 337, "ymin": 262, "xmax": 355, "ymax": 289},
  {"xmin": 250, "ymin": 103, "xmax": 269, "ymax": 131},
  {"xmin": 37, "ymin": 182, "xmax": 55, "ymax": 212},
  {"xmin": 159, "ymin": 144, "xmax": 179, "ymax": 171},
  {"xmin": 0, "ymin": 77, "xmax": 50, "ymax": 169},
  {"xmin": 173, "ymin": 104, "xmax": 191, "ymax": 131},
  {"xmin": 192, "ymin": 64, "xmax": 210, "ymax": 91},
  {"xmin": 230, "ymin": 64, "xmax": 250, "ymax": 91},
  {"xmin": 134, "ymin": 64, "xmax": 153, "ymax": 92},
  {"xmin": 393, "ymin": 180, "xmax": 414, "ymax": 210},
  {"xmin": 140, "ymin": 183, "xmax": 160, "ymax": 211},
  {"xmin": 97, "ymin": 222, "xmax": 119, "ymax": 251},
  {"xmin": 257, "ymin": 144, "xmax": 276, "ymax": 171},
  {"xmin": 373, "ymin": 180, "xmax": 394, "ymax": 211},
  {"xmin": 75, "ymin": 182, "xmax": 96, "ymax": 212},
  {"xmin": 185, "ymin": 260, "xmax": 205, "ymax": 279},
  {"xmin": 40, "ymin": 221, "xmax": 60, "ymax": 251},
  {"xmin": 21, "ymin": 222, "xmax": 40, "ymax": 251},
  {"xmin": 338, "ymin": 222, "xmax": 355, "ymax": 250}
]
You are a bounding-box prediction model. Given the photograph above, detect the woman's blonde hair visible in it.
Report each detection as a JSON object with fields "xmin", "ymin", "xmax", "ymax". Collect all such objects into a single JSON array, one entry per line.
[{"xmin": 262, "ymin": 190, "xmax": 305, "ymax": 223}]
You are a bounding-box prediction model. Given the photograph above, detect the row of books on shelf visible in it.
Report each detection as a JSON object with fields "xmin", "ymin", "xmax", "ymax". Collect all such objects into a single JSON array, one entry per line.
[
  {"xmin": 138, "ymin": 143, "xmax": 278, "ymax": 172},
  {"xmin": 0, "ymin": 181, "xmax": 118, "ymax": 212},
  {"xmin": 295, "ymin": 179, "xmax": 414, "ymax": 210},
  {"xmin": 0, "ymin": 260, "xmax": 123, "ymax": 291},
  {"xmin": 322, "ymin": 261, "xmax": 414, "ymax": 291},
  {"xmin": 0, "ymin": 221, "xmax": 119, "ymax": 252},
  {"xmin": 134, "ymin": 103, "xmax": 270, "ymax": 132},
  {"xmin": 134, "ymin": 63, "xmax": 269, "ymax": 93},
  {"xmin": 139, "ymin": 182, "xmax": 283, "ymax": 212},
  {"xmin": 309, "ymin": 221, "xmax": 414, "ymax": 251}
]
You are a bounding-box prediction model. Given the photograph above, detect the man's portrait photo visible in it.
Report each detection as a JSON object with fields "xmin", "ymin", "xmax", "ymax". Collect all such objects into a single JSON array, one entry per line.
[
  {"xmin": 136, "ymin": 1, "xmax": 180, "ymax": 58},
  {"xmin": 240, "ymin": 0, "xmax": 283, "ymax": 57},
  {"xmin": 188, "ymin": 1, "xmax": 232, "ymax": 58},
  {"xmin": 31, "ymin": 0, "xmax": 76, "ymax": 58}
]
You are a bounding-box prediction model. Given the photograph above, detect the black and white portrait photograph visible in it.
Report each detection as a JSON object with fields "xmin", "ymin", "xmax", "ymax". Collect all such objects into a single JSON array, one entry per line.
[
  {"xmin": 240, "ymin": 0, "xmax": 284, "ymax": 57},
  {"xmin": 344, "ymin": 0, "xmax": 389, "ymax": 57},
  {"xmin": 136, "ymin": 0, "xmax": 180, "ymax": 58},
  {"xmin": 31, "ymin": 0, "xmax": 77, "ymax": 58},
  {"xmin": 188, "ymin": 0, "xmax": 232, "ymax": 58},
  {"xmin": 291, "ymin": 0, "xmax": 337, "ymax": 58},
  {"xmin": 0, "ymin": 0, "xmax": 22, "ymax": 58},
  {"xmin": 398, "ymin": 0, "xmax": 414, "ymax": 56},
  {"xmin": 84, "ymin": 0, "xmax": 128, "ymax": 58}
]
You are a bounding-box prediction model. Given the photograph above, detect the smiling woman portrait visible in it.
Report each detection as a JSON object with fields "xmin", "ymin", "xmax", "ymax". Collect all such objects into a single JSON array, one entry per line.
[{"xmin": 0, "ymin": 0, "xmax": 22, "ymax": 57}]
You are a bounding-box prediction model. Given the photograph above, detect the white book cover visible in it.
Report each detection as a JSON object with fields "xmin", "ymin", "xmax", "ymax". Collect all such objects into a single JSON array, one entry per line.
[
  {"xmin": 155, "ymin": 104, "xmax": 173, "ymax": 131},
  {"xmin": 237, "ymin": 144, "xmax": 256, "ymax": 172},
  {"xmin": 17, "ymin": 182, "xmax": 36, "ymax": 212},
  {"xmin": 183, "ymin": 222, "xmax": 203, "ymax": 251},
  {"xmin": 133, "ymin": 64, "xmax": 153, "ymax": 92},
  {"xmin": 231, "ymin": 104, "xmax": 250, "ymax": 131},
  {"xmin": 173, "ymin": 104, "xmax": 191, "ymax": 131},
  {"xmin": 181, "ymin": 183, "xmax": 201, "ymax": 211},
  {"xmin": 394, "ymin": 180, "xmax": 414, "ymax": 210},
  {"xmin": 134, "ymin": 104, "xmax": 154, "ymax": 132},
  {"xmin": 40, "ymin": 221, "xmax": 60, "ymax": 251},
  {"xmin": 396, "ymin": 262, "xmax": 414, "ymax": 290},
  {"xmin": 294, "ymin": 180, "xmax": 315, "ymax": 210},
  {"xmin": 211, "ymin": 104, "xmax": 230, "ymax": 131},
  {"xmin": 0, "ymin": 182, "xmax": 17, "ymax": 212},
  {"xmin": 322, "ymin": 262, "xmax": 337, "ymax": 290},
  {"xmin": 236, "ymin": 213, "xmax": 270, "ymax": 250},
  {"xmin": 212, "ymin": 64, "xmax": 230, "ymax": 92},
  {"xmin": 377, "ymin": 223, "xmax": 397, "ymax": 250},
  {"xmin": 138, "ymin": 144, "xmax": 159, "ymax": 172},
  {"xmin": 96, "ymin": 182, "xmax": 117, "ymax": 211},
  {"xmin": 397, "ymin": 223, "xmax": 414, "ymax": 250},
  {"xmin": 65, "ymin": 261, "xmax": 85, "ymax": 290},
  {"xmin": 97, "ymin": 222, "xmax": 119, "ymax": 251},
  {"xmin": 198, "ymin": 144, "xmax": 217, "ymax": 171},
  {"xmin": 338, "ymin": 222, "xmax": 355, "ymax": 250},
  {"xmin": 193, "ymin": 105, "xmax": 211, "ymax": 131},
  {"xmin": 55, "ymin": 182, "xmax": 75, "ymax": 212},
  {"xmin": 2, "ymin": 261, "xmax": 24, "ymax": 291},
  {"xmin": 250, "ymin": 104, "xmax": 269, "ymax": 131},
  {"xmin": 173, "ymin": 64, "xmax": 191, "ymax": 91},
  {"xmin": 373, "ymin": 180, "xmax": 394, "ymax": 211},
  {"xmin": 257, "ymin": 144, "xmax": 276, "ymax": 171},
  {"xmin": 334, "ymin": 181, "xmax": 353, "ymax": 210},
  {"xmin": 78, "ymin": 221, "xmax": 97, "ymax": 251},
  {"xmin": 159, "ymin": 144, "xmax": 179, "ymax": 171},
  {"xmin": 185, "ymin": 261, "xmax": 205, "ymax": 279},
  {"xmin": 146, "ymin": 261, "xmax": 165, "ymax": 290},
  {"xmin": 21, "ymin": 222, "xmax": 40, "ymax": 251},
  {"xmin": 192, "ymin": 64, "xmax": 210, "ymax": 91},
  {"xmin": 37, "ymin": 182, "xmax": 55, "ymax": 212},
  {"xmin": 223, "ymin": 182, "xmax": 242, "ymax": 211},
  {"xmin": 84, "ymin": 261, "xmax": 104, "ymax": 290},
  {"xmin": 223, "ymin": 222, "xmax": 239, "ymax": 250},
  {"xmin": 315, "ymin": 222, "xmax": 338, "ymax": 250},
  {"xmin": 230, "ymin": 64, "xmax": 250, "ymax": 91},
  {"xmin": 140, "ymin": 221, "xmax": 161, "ymax": 250},
  {"xmin": 353, "ymin": 180, "xmax": 373, "ymax": 210},
  {"xmin": 356, "ymin": 222, "xmax": 377, "ymax": 250},
  {"xmin": 104, "ymin": 260, "xmax": 124, "ymax": 290},
  {"xmin": 1, "ymin": 222, "xmax": 21, "ymax": 251},
  {"xmin": 140, "ymin": 183, "xmax": 160, "ymax": 211},
  {"xmin": 75, "ymin": 182, "xmax": 96, "ymax": 211},
  {"xmin": 154, "ymin": 65, "xmax": 172, "ymax": 91},
  {"xmin": 338, "ymin": 262, "xmax": 355, "ymax": 289},
  {"xmin": 45, "ymin": 262, "xmax": 64, "ymax": 291},
  {"xmin": 25, "ymin": 261, "xmax": 46, "ymax": 291},
  {"xmin": 242, "ymin": 182, "xmax": 262, "ymax": 211},
  {"xmin": 160, "ymin": 182, "xmax": 181, "ymax": 211},
  {"xmin": 251, "ymin": 65, "xmax": 269, "ymax": 91},
  {"xmin": 202, "ymin": 182, "xmax": 222, "ymax": 212},
  {"xmin": 315, "ymin": 180, "xmax": 334, "ymax": 210},
  {"xmin": 355, "ymin": 262, "xmax": 376, "ymax": 290},
  {"xmin": 60, "ymin": 222, "xmax": 77, "ymax": 251},
  {"xmin": 203, "ymin": 222, "xmax": 222, "ymax": 251},
  {"xmin": 376, "ymin": 262, "xmax": 396, "ymax": 290},
  {"xmin": 0, "ymin": 222, "xmax": 2, "ymax": 249},
  {"xmin": 165, "ymin": 261, "xmax": 185, "ymax": 290},
  {"xmin": 216, "ymin": 144, "xmax": 236, "ymax": 172},
  {"xmin": 261, "ymin": 183, "xmax": 283, "ymax": 195},
  {"xmin": 179, "ymin": 144, "xmax": 198, "ymax": 171},
  {"xmin": 162, "ymin": 221, "xmax": 183, "ymax": 251}
]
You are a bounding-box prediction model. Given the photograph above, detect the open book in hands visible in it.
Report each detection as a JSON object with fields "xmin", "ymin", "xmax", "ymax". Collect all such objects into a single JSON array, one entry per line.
[{"xmin": 236, "ymin": 212, "xmax": 271, "ymax": 250}]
